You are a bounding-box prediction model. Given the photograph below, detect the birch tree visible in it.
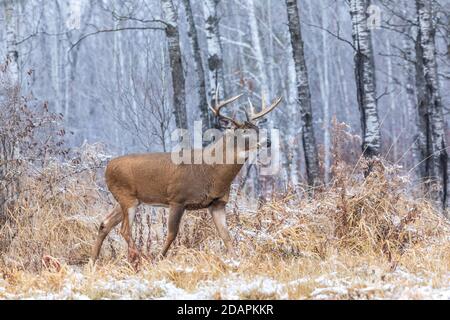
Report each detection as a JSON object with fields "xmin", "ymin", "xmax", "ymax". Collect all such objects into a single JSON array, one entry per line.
[
  {"xmin": 182, "ymin": 0, "xmax": 214, "ymax": 130},
  {"xmin": 203, "ymin": 0, "xmax": 226, "ymax": 102},
  {"xmin": 49, "ymin": 0, "xmax": 64, "ymax": 115},
  {"xmin": 285, "ymin": 0, "xmax": 321, "ymax": 187},
  {"xmin": 349, "ymin": 0, "xmax": 381, "ymax": 157},
  {"xmin": 248, "ymin": 0, "xmax": 270, "ymax": 97},
  {"xmin": 65, "ymin": 2, "xmax": 92, "ymax": 125},
  {"xmin": 319, "ymin": 12, "xmax": 331, "ymax": 182},
  {"xmin": 1, "ymin": 0, "xmax": 19, "ymax": 218},
  {"xmin": 415, "ymin": 0, "xmax": 448, "ymax": 211},
  {"xmin": 161, "ymin": 0, "xmax": 188, "ymax": 130},
  {"xmin": 4, "ymin": 0, "xmax": 19, "ymax": 84}
]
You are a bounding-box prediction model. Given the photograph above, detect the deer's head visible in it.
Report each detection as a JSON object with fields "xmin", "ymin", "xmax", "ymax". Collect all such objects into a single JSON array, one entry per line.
[{"xmin": 208, "ymin": 90, "xmax": 282, "ymax": 158}]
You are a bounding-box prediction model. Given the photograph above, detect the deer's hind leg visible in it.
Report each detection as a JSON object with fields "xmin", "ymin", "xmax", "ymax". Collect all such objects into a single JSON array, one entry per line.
[
  {"xmin": 91, "ymin": 205, "xmax": 123, "ymax": 263},
  {"xmin": 118, "ymin": 198, "xmax": 140, "ymax": 266}
]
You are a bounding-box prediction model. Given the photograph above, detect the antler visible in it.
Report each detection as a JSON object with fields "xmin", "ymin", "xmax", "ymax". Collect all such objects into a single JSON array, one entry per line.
[
  {"xmin": 248, "ymin": 94, "xmax": 283, "ymax": 122},
  {"xmin": 208, "ymin": 87, "xmax": 244, "ymax": 127},
  {"xmin": 209, "ymin": 88, "xmax": 283, "ymax": 126}
]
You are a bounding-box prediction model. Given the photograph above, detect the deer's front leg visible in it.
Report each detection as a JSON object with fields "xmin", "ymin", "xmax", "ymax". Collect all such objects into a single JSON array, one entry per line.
[
  {"xmin": 208, "ymin": 201, "xmax": 235, "ymax": 257},
  {"xmin": 160, "ymin": 204, "xmax": 185, "ymax": 258}
]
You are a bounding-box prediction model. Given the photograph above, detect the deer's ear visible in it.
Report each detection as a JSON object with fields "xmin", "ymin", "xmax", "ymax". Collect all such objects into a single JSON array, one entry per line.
[
  {"xmin": 250, "ymin": 118, "xmax": 268, "ymax": 127},
  {"xmin": 253, "ymin": 118, "xmax": 268, "ymax": 126}
]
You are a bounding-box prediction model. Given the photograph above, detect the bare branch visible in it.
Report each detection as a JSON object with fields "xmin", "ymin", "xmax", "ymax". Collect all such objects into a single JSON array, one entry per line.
[{"xmin": 70, "ymin": 26, "xmax": 165, "ymax": 51}]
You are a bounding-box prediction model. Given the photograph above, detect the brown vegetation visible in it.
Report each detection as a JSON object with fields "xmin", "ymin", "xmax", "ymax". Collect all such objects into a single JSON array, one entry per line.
[{"xmin": 0, "ymin": 137, "xmax": 448, "ymax": 298}]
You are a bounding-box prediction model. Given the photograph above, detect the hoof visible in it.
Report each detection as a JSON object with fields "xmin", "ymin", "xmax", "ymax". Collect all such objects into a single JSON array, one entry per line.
[
  {"xmin": 42, "ymin": 255, "xmax": 62, "ymax": 272},
  {"xmin": 128, "ymin": 248, "xmax": 141, "ymax": 269}
]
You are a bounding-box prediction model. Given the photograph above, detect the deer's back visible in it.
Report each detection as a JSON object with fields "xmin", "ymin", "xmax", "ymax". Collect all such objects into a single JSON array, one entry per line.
[{"xmin": 105, "ymin": 152, "xmax": 224, "ymax": 209}]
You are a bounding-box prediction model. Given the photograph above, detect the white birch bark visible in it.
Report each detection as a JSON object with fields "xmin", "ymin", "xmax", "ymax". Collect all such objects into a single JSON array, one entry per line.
[
  {"xmin": 203, "ymin": 0, "xmax": 225, "ymax": 102},
  {"xmin": 161, "ymin": 0, "xmax": 188, "ymax": 130},
  {"xmin": 228, "ymin": 0, "xmax": 248, "ymax": 96},
  {"xmin": 247, "ymin": 0, "xmax": 272, "ymax": 200},
  {"xmin": 182, "ymin": 0, "xmax": 214, "ymax": 130},
  {"xmin": 386, "ymin": 37, "xmax": 398, "ymax": 160},
  {"xmin": 350, "ymin": 0, "xmax": 381, "ymax": 157},
  {"xmin": 285, "ymin": 0, "xmax": 321, "ymax": 186},
  {"xmin": 415, "ymin": 0, "xmax": 448, "ymax": 211},
  {"xmin": 319, "ymin": 13, "xmax": 331, "ymax": 183},
  {"xmin": 266, "ymin": 0, "xmax": 276, "ymax": 98},
  {"xmin": 112, "ymin": 4, "xmax": 121, "ymax": 150},
  {"xmin": 4, "ymin": 0, "xmax": 19, "ymax": 84},
  {"xmin": 50, "ymin": 0, "xmax": 64, "ymax": 115},
  {"xmin": 401, "ymin": 4, "xmax": 417, "ymax": 164},
  {"xmin": 248, "ymin": 0, "xmax": 270, "ymax": 98}
]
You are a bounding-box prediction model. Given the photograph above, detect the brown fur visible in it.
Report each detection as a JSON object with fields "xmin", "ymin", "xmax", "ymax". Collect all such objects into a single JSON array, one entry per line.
[
  {"xmin": 91, "ymin": 95, "xmax": 281, "ymax": 267},
  {"xmin": 92, "ymin": 130, "xmax": 252, "ymax": 266}
]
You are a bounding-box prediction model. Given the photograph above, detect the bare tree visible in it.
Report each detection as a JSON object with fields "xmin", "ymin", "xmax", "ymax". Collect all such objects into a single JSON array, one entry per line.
[
  {"xmin": 285, "ymin": 0, "xmax": 321, "ymax": 187},
  {"xmin": 49, "ymin": 0, "xmax": 65, "ymax": 116},
  {"xmin": 318, "ymin": 11, "xmax": 331, "ymax": 182},
  {"xmin": 64, "ymin": 2, "xmax": 93, "ymax": 126},
  {"xmin": 4, "ymin": 0, "xmax": 19, "ymax": 84},
  {"xmin": 350, "ymin": 0, "xmax": 381, "ymax": 158},
  {"xmin": 0, "ymin": 67, "xmax": 63, "ymax": 221},
  {"xmin": 182, "ymin": 0, "xmax": 215, "ymax": 130},
  {"xmin": 113, "ymin": 47, "xmax": 173, "ymax": 152},
  {"xmin": 203, "ymin": 0, "xmax": 226, "ymax": 102},
  {"xmin": 248, "ymin": 0, "xmax": 270, "ymax": 97},
  {"xmin": 415, "ymin": 0, "xmax": 448, "ymax": 211},
  {"xmin": 161, "ymin": 0, "xmax": 188, "ymax": 130}
]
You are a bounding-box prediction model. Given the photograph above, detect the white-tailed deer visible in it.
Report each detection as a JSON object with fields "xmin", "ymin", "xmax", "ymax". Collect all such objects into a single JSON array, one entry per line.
[{"xmin": 91, "ymin": 92, "xmax": 282, "ymax": 266}]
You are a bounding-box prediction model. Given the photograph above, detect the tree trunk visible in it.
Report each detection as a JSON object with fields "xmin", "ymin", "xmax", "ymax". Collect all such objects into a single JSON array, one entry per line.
[
  {"xmin": 248, "ymin": 0, "xmax": 273, "ymax": 201},
  {"xmin": 415, "ymin": 0, "xmax": 448, "ymax": 211},
  {"xmin": 203, "ymin": 0, "xmax": 226, "ymax": 103},
  {"xmin": 401, "ymin": 3, "xmax": 418, "ymax": 170},
  {"xmin": 1, "ymin": 0, "xmax": 19, "ymax": 220},
  {"xmin": 319, "ymin": 12, "xmax": 331, "ymax": 183},
  {"xmin": 386, "ymin": 37, "xmax": 398, "ymax": 161},
  {"xmin": 50, "ymin": 0, "xmax": 65, "ymax": 116},
  {"xmin": 350, "ymin": 0, "xmax": 381, "ymax": 158},
  {"xmin": 248, "ymin": 0, "xmax": 270, "ymax": 97},
  {"xmin": 64, "ymin": 49, "xmax": 79, "ymax": 124},
  {"xmin": 4, "ymin": 0, "xmax": 19, "ymax": 84},
  {"xmin": 285, "ymin": 0, "xmax": 321, "ymax": 187},
  {"xmin": 161, "ymin": 0, "xmax": 188, "ymax": 130},
  {"xmin": 182, "ymin": 0, "xmax": 214, "ymax": 130},
  {"xmin": 266, "ymin": 0, "xmax": 276, "ymax": 98}
]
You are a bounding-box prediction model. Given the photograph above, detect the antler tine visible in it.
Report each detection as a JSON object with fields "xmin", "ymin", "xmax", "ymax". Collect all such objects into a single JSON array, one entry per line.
[
  {"xmin": 214, "ymin": 86, "xmax": 220, "ymax": 110},
  {"xmin": 208, "ymin": 92, "xmax": 245, "ymax": 127},
  {"xmin": 250, "ymin": 96, "xmax": 283, "ymax": 121},
  {"xmin": 243, "ymin": 107, "xmax": 250, "ymax": 121},
  {"xmin": 215, "ymin": 93, "xmax": 244, "ymax": 111},
  {"xmin": 262, "ymin": 93, "xmax": 266, "ymax": 113},
  {"xmin": 247, "ymin": 97, "xmax": 255, "ymax": 115}
]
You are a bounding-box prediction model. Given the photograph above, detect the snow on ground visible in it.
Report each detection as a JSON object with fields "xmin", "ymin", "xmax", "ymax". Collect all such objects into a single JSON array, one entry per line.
[{"xmin": 0, "ymin": 267, "xmax": 448, "ymax": 300}]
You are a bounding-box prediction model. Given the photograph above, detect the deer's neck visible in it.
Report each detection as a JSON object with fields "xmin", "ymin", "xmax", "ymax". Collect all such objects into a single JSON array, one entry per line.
[{"xmin": 205, "ymin": 132, "xmax": 246, "ymax": 184}]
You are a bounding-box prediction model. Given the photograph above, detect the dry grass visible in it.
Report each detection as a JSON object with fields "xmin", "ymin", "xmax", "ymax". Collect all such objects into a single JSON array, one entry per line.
[{"xmin": 0, "ymin": 144, "xmax": 449, "ymax": 299}]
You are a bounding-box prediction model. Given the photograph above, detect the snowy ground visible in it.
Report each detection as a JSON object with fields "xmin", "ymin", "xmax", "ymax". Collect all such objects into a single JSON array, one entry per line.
[
  {"xmin": 1, "ymin": 266, "xmax": 448, "ymax": 300},
  {"xmin": 2, "ymin": 161, "xmax": 449, "ymax": 300}
]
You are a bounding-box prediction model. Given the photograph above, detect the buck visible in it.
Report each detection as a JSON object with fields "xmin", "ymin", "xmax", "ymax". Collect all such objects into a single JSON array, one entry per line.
[{"xmin": 91, "ymin": 92, "xmax": 282, "ymax": 265}]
